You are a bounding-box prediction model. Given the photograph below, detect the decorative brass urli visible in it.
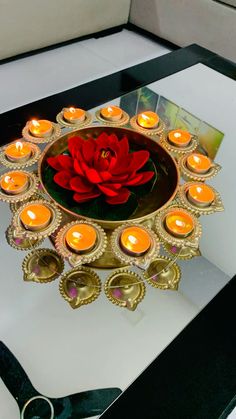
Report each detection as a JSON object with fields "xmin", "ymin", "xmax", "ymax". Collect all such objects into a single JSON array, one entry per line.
[{"xmin": 0, "ymin": 108, "xmax": 225, "ymax": 311}]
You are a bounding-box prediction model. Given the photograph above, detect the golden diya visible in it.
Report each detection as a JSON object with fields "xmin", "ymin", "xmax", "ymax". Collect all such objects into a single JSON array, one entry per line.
[
  {"xmin": 22, "ymin": 248, "xmax": 64, "ymax": 283},
  {"xmin": 19, "ymin": 203, "xmax": 52, "ymax": 231},
  {"xmin": 143, "ymin": 256, "xmax": 181, "ymax": 290},
  {"xmin": 168, "ymin": 129, "xmax": 192, "ymax": 147},
  {"xmin": 0, "ymin": 171, "xmax": 29, "ymax": 195},
  {"xmin": 178, "ymin": 182, "xmax": 224, "ymax": 216},
  {"xmin": 28, "ymin": 119, "xmax": 53, "ymax": 138},
  {"xmin": 137, "ymin": 111, "xmax": 159, "ymax": 129},
  {"xmin": 63, "ymin": 107, "xmax": 86, "ymax": 124},
  {"xmin": 100, "ymin": 105, "xmax": 123, "ymax": 122},
  {"xmin": 4, "ymin": 141, "xmax": 32, "ymax": 163}
]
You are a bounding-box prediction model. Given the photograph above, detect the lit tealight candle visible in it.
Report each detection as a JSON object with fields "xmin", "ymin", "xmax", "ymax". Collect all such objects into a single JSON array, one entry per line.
[
  {"xmin": 20, "ymin": 204, "xmax": 52, "ymax": 231},
  {"xmin": 137, "ymin": 111, "xmax": 159, "ymax": 129},
  {"xmin": 120, "ymin": 226, "xmax": 151, "ymax": 256},
  {"xmin": 63, "ymin": 107, "xmax": 86, "ymax": 124},
  {"xmin": 165, "ymin": 210, "xmax": 194, "ymax": 238},
  {"xmin": 65, "ymin": 224, "xmax": 97, "ymax": 253},
  {"xmin": 5, "ymin": 141, "xmax": 32, "ymax": 163},
  {"xmin": 100, "ymin": 105, "xmax": 123, "ymax": 121},
  {"xmin": 186, "ymin": 153, "xmax": 212, "ymax": 174},
  {"xmin": 28, "ymin": 119, "xmax": 53, "ymax": 138},
  {"xmin": 0, "ymin": 171, "xmax": 29, "ymax": 195},
  {"xmin": 168, "ymin": 129, "xmax": 191, "ymax": 147},
  {"xmin": 187, "ymin": 183, "xmax": 215, "ymax": 207}
]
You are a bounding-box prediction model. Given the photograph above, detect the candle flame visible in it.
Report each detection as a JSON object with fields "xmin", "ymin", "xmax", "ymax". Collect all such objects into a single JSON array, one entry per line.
[
  {"xmin": 27, "ymin": 210, "xmax": 36, "ymax": 220},
  {"xmin": 31, "ymin": 119, "xmax": 40, "ymax": 127},
  {"xmin": 174, "ymin": 132, "xmax": 181, "ymax": 138},
  {"xmin": 4, "ymin": 175, "xmax": 12, "ymax": 184},
  {"xmin": 196, "ymin": 186, "xmax": 202, "ymax": 193},
  {"xmin": 72, "ymin": 232, "xmax": 82, "ymax": 240},
  {"xmin": 16, "ymin": 141, "xmax": 23, "ymax": 152},
  {"xmin": 128, "ymin": 235, "xmax": 138, "ymax": 245},
  {"xmin": 141, "ymin": 113, "xmax": 150, "ymax": 121},
  {"xmin": 107, "ymin": 106, "xmax": 113, "ymax": 113},
  {"xmin": 175, "ymin": 220, "xmax": 185, "ymax": 227},
  {"xmin": 193, "ymin": 155, "xmax": 201, "ymax": 164},
  {"xmin": 69, "ymin": 107, "xmax": 76, "ymax": 113}
]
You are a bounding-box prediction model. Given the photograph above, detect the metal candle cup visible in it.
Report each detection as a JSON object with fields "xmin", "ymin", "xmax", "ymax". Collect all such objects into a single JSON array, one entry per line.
[
  {"xmin": 100, "ymin": 105, "xmax": 123, "ymax": 121},
  {"xmin": 165, "ymin": 209, "xmax": 194, "ymax": 238},
  {"xmin": 120, "ymin": 226, "xmax": 151, "ymax": 256},
  {"xmin": 137, "ymin": 111, "xmax": 159, "ymax": 129},
  {"xmin": 186, "ymin": 153, "xmax": 212, "ymax": 174},
  {"xmin": 28, "ymin": 119, "xmax": 53, "ymax": 138},
  {"xmin": 65, "ymin": 224, "xmax": 97, "ymax": 253},
  {"xmin": 5, "ymin": 141, "xmax": 32, "ymax": 163},
  {"xmin": 187, "ymin": 183, "xmax": 215, "ymax": 207},
  {"xmin": 0, "ymin": 171, "xmax": 29, "ymax": 195},
  {"xmin": 168, "ymin": 129, "xmax": 191, "ymax": 147},
  {"xmin": 63, "ymin": 107, "xmax": 86, "ymax": 123},
  {"xmin": 19, "ymin": 203, "xmax": 52, "ymax": 231}
]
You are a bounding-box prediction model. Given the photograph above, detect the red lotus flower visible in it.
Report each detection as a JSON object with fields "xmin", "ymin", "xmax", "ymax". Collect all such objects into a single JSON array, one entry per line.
[{"xmin": 47, "ymin": 132, "xmax": 154, "ymax": 205}]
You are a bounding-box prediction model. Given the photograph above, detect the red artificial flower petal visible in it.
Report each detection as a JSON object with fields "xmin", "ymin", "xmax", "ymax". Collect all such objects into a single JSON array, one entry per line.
[
  {"xmin": 94, "ymin": 150, "xmax": 110, "ymax": 171},
  {"xmin": 118, "ymin": 136, "xmax": 129, "ymax": 157},
  {"xmin": 54, "ymin": 171, "xmax": 72, "ymax": 190},
  {"xmin": 73, "ymin": 191, "xmax": 101, "ymax": 203},
  {"xmin": 108, "ymin": 156, "xmax": 118, "ymax": 171},
  {"xmin": 106, "ymin": 188, "xmax": 131, "ymax": 204},
  {"xmin": 124, "ymin": 173, "xmax": 143, "ymax": 186},
  {"xmin": 130, "ymin": 150, "xmax": 150, "ymax": 172},
  {"xmin": 100, "ymin": 171, "xmax": 112, "ymax": 182},
  {"xmin": 70, "ymin": 176, "xmax": 94, "ymax": 193},
  {"xmin": 98, "ymin": 183, "xmax": 121, "ymax": 196},
  {"xmin": 86, "ymin": 168, "xmax": 102, "ymax": 184},
  {"xmin": 96, "ymin": 132, "xmax": 110, "ymax": 149},
  {"xmin": 47, "ymin": 156, "xmax": 63, "ymax": 171},
  {"xmin": 57, "ymin": 155, "xmax": 74, "ymax": 171},
  {"xmin": 111, "ymin": 155, "xmax": 133, "ymax": 175},
  {"xmin": 111, "ymin": 174, "xmax": 129, "ymax": 182},
  {"xmin": 74, "ymin": 159, "xmax": 84, "ymax": 176},
  {"xmin": 68, "ymin": 136, "xmax": 84, "ymax": 158},
  {"xmin": 82, "ymin": 139, "xmax": 95, "ymax": 164},
  {"xmin": 136, "ymin": 171, "xmax": 154, "ymax": 185}
]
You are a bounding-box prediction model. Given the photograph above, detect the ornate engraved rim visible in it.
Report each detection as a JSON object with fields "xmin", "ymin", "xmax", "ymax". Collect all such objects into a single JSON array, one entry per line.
[
  {"xmin": 59, "ymin": 266, "xmax": 102, "ymax": 308},
  {"xmin": 160, "ymin": 131, "xmax": 198, "ymax": 155},
  {"xmin": 178, "ymin": 182, "xmax": 224, "ymax": 215},
  {"xmin": 22, "ymin": 122, "xmax": 61, "ymax": 144},
  {"xmin": 0, "ymin": 171, "xmax": 39, "ymax": 203},
  {"xmin": 104, "ymin": 268, "xmax": 146, "ymax": 309},
  {"xmin": 130, "ymin": 115, "xmax": 165, "ymax": 136},
  {"xmin": 155, "ymin": 206, "xmax": 202, "ymax": 249},
  {"xmin": 5, "ymin": 225, "xmax": 44, "ymax": 251},
  {"xmin": 56, "ymin": 110, "xmax": 93, "ymax": 128},
  {"xmin": 12, "ymin": 199, "xmax": 62, "ymax": 240},
  {"xmin": 0, "ymin": 142, "xmax": 41, "ymax": 169},
  {"xmin": 95, "ymin": 109, "xmax": 130, "ymax": 126},
  {"xmin": 55, "ymin": 220, "xmax": 107, "ymax": 267},
  {"xmin": 143, "ymin": 256, "xmax": 181, "ymax": 290},
  {"xmin": 110, "ymin": 223, "xmax": 160, "ymax": 268},
  {"xmin": 162, "ymin": 242, "xmax": 201, "ymax": 260},
  {"xmin": 178, "ymin": 153, "xmax": 222, "ymax": 181},
  {"xmin": 22, "ymin": 248, "xmax": 64, "ymax": 283}
]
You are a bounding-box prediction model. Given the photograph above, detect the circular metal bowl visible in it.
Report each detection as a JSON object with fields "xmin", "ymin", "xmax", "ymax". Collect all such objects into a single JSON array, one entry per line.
[{"xmin": 39, "ymin": 126, "xmax": 179, "ymax": 229}]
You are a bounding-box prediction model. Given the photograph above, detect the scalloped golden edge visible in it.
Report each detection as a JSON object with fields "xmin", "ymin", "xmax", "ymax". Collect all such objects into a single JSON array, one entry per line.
[
  {"xmin": 162, "ymin": 242, "xmax": 201, "ymax": 260},
  {"xmin": 0, "ymin": 142, "xmax": 41, "ymax": 169},
  {"xmin": 55, "ymin": 220, "xmax": 107, "ymax": 267},
  {"xmin": 177, "ymin": 182, "xmax": 224, "ymax": 216},
  {"xmin": 5, "ymin": 225, "xmax": 44, "ymax": 251},
  {"xmin": 56, "ymin": 111, "xmax": 93, "ymax": 128},
  {"xmin": 155, "ymin": 206, "xmax": 202, "ymax": 249},
  {"xmin": 22, "ymin": 248, "xmax": 64, "ymax": 283},
  {"xmin": 110, "ymin": 223, "xmax": 160, "ymax": 267},
  {"xmin": 59, "ymin": 266, "xmax": 101, "ymax": 308},
  {"xmin": 95, "ymin": 109, "xmax": 130, "ymax": 126},
  {"xmin": 22, "ymin": 122, "xmax": 61, "ymax": 144},
  {"xmin": 160, "ymin": 131, "xmax": 198, "ymax": 155},
  {"xmin": 0, "ymin": 171, "xmax": 39, "ymax": 204},
  {"xmin": 104, "ymin": 268, "xmax": 146, "ymax": 308},
  {"xmin": 12, "ymin": 199, "xmax": 62, "ymax": 240},
  {"xmin": 178, "ymin": 154, "xmax": 222, "ymax": 181},
  {"xmin": 142, "ymin": 256, "xmax": 181, "ymax": 290},
  {"xmin": 9, "ymin": 192, "xmax": 42, "ymax": 213},
  {"xmin": 129, "ymin": 115, "xmax": 165, "ymax": 136}
]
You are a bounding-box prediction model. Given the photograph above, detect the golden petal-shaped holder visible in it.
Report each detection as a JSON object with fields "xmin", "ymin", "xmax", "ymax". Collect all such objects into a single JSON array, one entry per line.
[
  {"xmin": 55, "ymin": 220, "xmax": 107, "ymax": 267},
  {"xmin": 12, "ymin": 199, "xmax": 62, "ymax": 240},
  {"xmin": 59, "ymin": 266, "xmax": 101, "ymax": 309},
  {"xmin": 130, "ymin": 115, "xmax": 165, "ymax": 136},
  {"xmin": 0, "ymin": 142, "xmax": 41, "ymax": 169},
  {"xmin": 155, "ymin": 206, "xmax": 202, "ymax": 249},
  {"xmin": 9, "ymin": 192, "xmax": 42, "ymax": 213},
  {"xmin": 22, "ymin": 122, "xmax": 61, "ymax": 144},
  {"xmin": 95, "ymin": 109, "xmax": 130, "ymax": 126},
  {"xmin": 143, "ymin": 256, "xmax": 181, "ymax": 290},
  {"xmin": 6, "ymin": 225, "xmax": 44, "ymax": 251},
  {"xmin": 104, "ymin": 269, "xmax": 145, "ymax": 311},
  {"xmin": 0, "ymin": 171, "xmax": 39, "ymax": 204},
  {"xmin": 160, "ymin": 131, "xmax": 198, "ymax": 158},
  {"xmin": 22, "ymin": 248, "xmax": 64, "ymax": 283},
  {"xmin": 110, "ymin": 223, "xmax": 160, "ymax": 269},
  {"xmin": 178, "ymin": 154, "xmax": 222, "ymax": 182},
  {"xmin": 178, "ymin": 182, "xmax": 224, "ymax": 216},
  {"xmin": 163, "ymin": 242, "xmax": 201, "ymax": 260},
  {"xmin": 56, "ymin": 110, "xmax": 93, "ymax": 129}
]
